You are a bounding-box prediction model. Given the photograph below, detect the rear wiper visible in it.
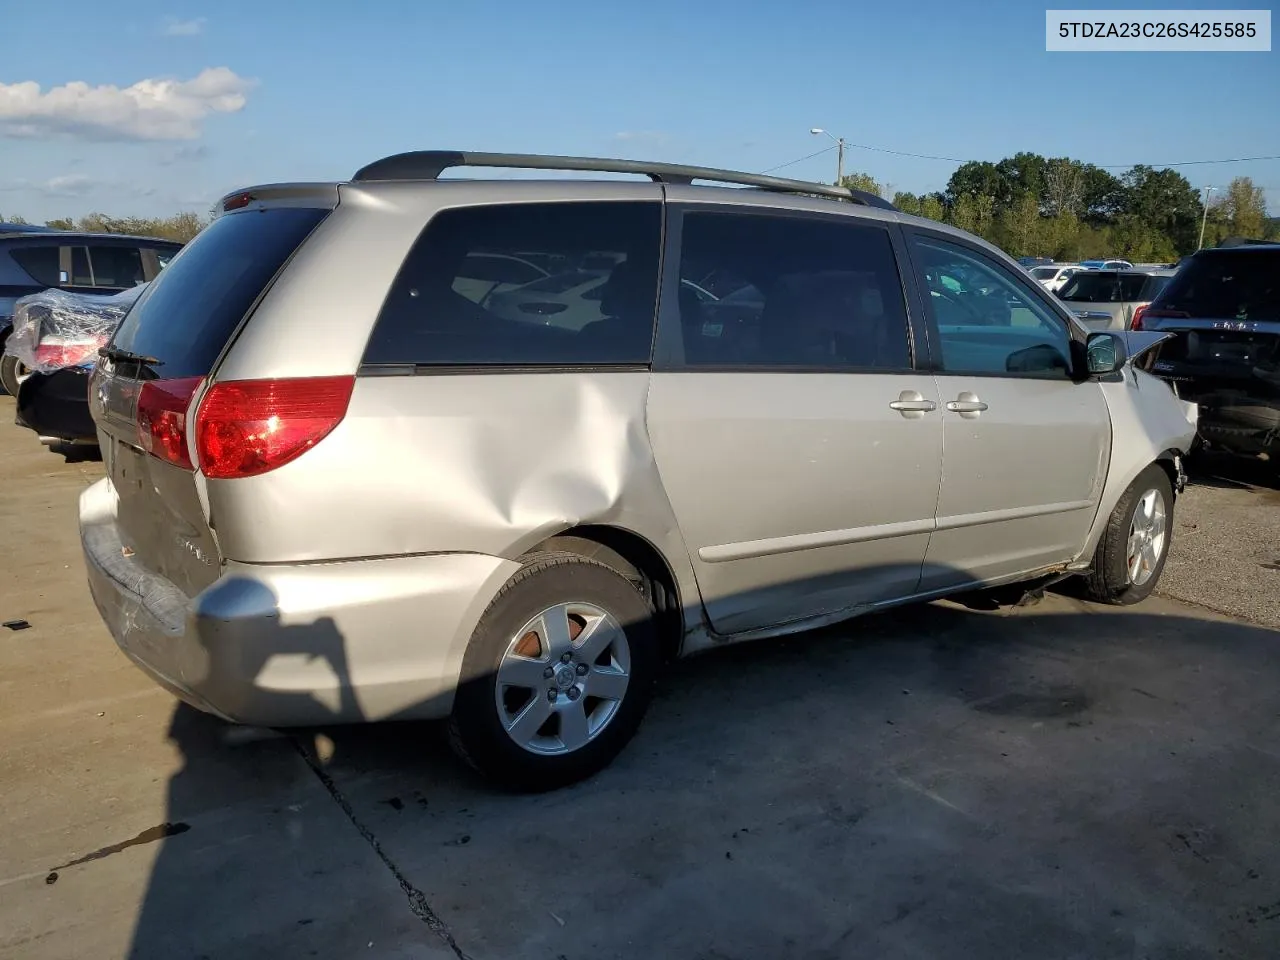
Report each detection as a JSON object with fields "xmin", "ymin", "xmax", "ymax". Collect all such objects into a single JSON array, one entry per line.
[{"xmin": 98, "ymin": 345, "xmax": 163, "ymax": 366}]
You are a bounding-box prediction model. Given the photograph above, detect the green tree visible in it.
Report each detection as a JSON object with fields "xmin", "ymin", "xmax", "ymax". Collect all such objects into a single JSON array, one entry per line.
[
  {"xmin": 995, "ymin": 152, "xmax": 1047, "ymax": 206},
  {"xmin": 0, "ymin": 213, "xmax": 29, "ymax": 224},
  {"xmin": 839, "ymin": 172, "xmax": 883, "ymax": 197},
  {"xmin": 998, "ymin": 193, "xmax": 1042, "ymax": 257},
  {"xmin": 892, "ymin": 191, "xmax": 921, "ymax": 216},
  {"xmin": 1080, "ymin": 166, "xmax": 1125, "ymax": 222},
  {"xmin": 919, "ymin": 194, "xmax": 945, "ymax": 222},
  {"xmin": 949, "ymin": 193, "xmax": 996, "ymax": 238},
  {"xmin": 1222, "ymin": 176, "xmax": 1267, "ymax": 238},
  {"xmin": 40, "ymin": 211, "xmax": 206, "ymax": 242},
  {"xmin": 946, "ymin": 161, "xmax": 1008, "ymax": 208},
  {"xmin": 1120, "ymin": 165, "xmax": 1200, "ymax": 252}
]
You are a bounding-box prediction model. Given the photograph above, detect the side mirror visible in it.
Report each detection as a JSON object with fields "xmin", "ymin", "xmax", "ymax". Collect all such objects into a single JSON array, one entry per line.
[{"xmin": 1085, "ymin": 332, "xmax": 1127, "ymax": 376}]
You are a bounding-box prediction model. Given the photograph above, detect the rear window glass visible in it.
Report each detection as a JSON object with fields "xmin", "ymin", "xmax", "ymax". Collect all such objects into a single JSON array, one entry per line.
[
  {"xmin": 11, "ymin": 246, "xmax": 60, "ymax": 286},
  {"xmin": 364, "ymin": 202, "xmax": 661, "ymax": 367},
  {"xmin": 1152, "ymin": 250, "xmax": 1280, "ymax": 321},
  {"xmin": 111, "ymin": 207, "xmax": 327, "ymax": 379},
  {"xmin": 1029, "ymin": 267, "xmax": 1057, "ymax": 280},
  {"xmin": 1057, "ymin": 272, "xmax": 1149, "ymax": 302}
]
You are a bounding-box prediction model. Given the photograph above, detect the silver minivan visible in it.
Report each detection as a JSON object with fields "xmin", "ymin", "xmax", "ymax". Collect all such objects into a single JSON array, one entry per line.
[{"xmin": 79, "ymin": 152, "xmax": 1198, "ymax": 790}]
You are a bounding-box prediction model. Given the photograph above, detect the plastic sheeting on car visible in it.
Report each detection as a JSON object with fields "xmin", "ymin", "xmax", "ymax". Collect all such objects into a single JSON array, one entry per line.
[{"xmin": 2, "ymin": 284, "xmax": 147, "ymax": 374}]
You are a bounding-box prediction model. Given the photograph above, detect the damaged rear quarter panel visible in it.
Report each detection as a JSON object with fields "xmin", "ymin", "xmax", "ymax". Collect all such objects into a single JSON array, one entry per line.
[{"xmin": 206, "ymin": 371, "xmax": 701, "ymax": 606}]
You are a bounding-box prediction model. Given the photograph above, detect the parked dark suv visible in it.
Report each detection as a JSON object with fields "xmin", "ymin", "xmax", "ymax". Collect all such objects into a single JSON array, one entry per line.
[
  {"xmin": 1138, "ymin": 243, "xmax": 1280, "ymax": 472},
  {"xmin": 0, "ymin": 225, "xmax": 182, "ymax": 397}
]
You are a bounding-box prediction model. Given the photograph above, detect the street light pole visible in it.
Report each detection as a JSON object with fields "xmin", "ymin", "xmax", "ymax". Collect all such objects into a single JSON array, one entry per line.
[
  {"xmin": 810, "ymin": 128, "xmax": 845, "ymax": 186},
  {"xmin": 1198, "ymin": 185, "xmax": 1217, "ymax": 249}
]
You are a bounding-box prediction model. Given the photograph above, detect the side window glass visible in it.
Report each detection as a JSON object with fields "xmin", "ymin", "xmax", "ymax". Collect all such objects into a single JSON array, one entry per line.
[
  {"xmin": 675, "ymin": 211, "xmax": 912, "ymax": 369},
  {"xmin": 9, "ymin": 246, "xmax": 60, "ymax": 286},
  {"xmin": 364, "ymin": 202, "xmax": 661, "ymax": 366},
  {"xmin": 70, "ymin": 247, "xmax": 93, "ymax": 286},
  {"xmin": 912, "ymin": 236, "xmax": 1073, "ymax": 379},
  {"xmin": 87, "ymin": 246, "xmax": 145, "ymax": 288}
]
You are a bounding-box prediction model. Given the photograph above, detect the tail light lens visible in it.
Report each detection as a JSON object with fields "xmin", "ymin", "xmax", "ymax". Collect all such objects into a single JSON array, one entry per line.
[
  {"xmin": 137, "ymin": 377, "xmax": 204, "ymax": 470},
  {"xmin": 34, "ymin": 334, "xmax": 109, "ymax": 369},
  {"xmin": 1130, "ymin": 305, "xmax": 1147, "ymax": 330},
  {"xmin": 195, "ymin": 376, "xmax": 354, "ymax": 480}
]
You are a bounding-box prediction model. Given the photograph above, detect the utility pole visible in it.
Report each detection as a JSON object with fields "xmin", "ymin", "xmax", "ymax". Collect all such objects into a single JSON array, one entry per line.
[
  {"xmin": 810, "ymin": 128, "xmax": 846, "ymax": 186},
  {"xmin": 1198, "ymin": 185, "xmax": 1217, "ymax": 249}
]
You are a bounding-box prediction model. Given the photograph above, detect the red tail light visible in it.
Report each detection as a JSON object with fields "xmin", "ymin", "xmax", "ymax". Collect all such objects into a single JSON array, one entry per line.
[
  {"xmin": 1130, "ymin": 305, "xmax": 1147, "ymax": 330},
  {"xmin": 137, "ymin": 377, "xmax": 204, "ymax": 470},
  {"xmin": 34, "ymin": 335, "xmax": 109, "ymax": 369},
  {"xmin": 195, "ymin": 376, "xmax": 354, "ymax": 480}
]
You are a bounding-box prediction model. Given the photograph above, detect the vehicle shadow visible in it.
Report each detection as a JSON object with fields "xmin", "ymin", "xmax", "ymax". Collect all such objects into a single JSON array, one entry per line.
[{"xmin": 107, "ymin": 570, "xmax": 1280, "ymax": 960}]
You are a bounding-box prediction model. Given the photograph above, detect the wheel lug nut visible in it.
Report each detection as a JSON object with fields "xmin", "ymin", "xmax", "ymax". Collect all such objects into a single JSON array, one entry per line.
[
  {"xmin": 575, "ymin": 663, "xmax": 589, "ymax": 676},
  {"xmin": 547, "ymin": 689, "xmax": 558, "ymax": 702},
  {"xmin": 560, "ymin": 652, "xmax": 573, "ymax": 663},
  {"xmin": 543, "ymin": 666, "xmax": 554, "ymax": 679},
  {"xmin": 567, "ymin": 687, "xmax": 580, "ymax": 701}
]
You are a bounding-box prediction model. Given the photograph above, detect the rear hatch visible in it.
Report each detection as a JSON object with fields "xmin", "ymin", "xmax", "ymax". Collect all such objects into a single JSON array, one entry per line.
[
  {"xmin": 1140, "ymin": 248, "xmax": 1280, "ymax": 404},
  {"xmin": 88, "ymin": 204, "xmax": 331, "ymax": 597},
  {"xmin": 1055, "ymin": 271, "xmax": 1154, "ymax": 330}
]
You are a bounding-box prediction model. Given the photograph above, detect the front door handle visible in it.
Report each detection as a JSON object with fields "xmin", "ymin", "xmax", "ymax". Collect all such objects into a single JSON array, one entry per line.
[
  {"xmin": 889, "ymin": 390, "xmax": 937, "ymax": 419},
  {"xmin": 946, "ymin": 391, "xmax": 988, "ymax": 418}
]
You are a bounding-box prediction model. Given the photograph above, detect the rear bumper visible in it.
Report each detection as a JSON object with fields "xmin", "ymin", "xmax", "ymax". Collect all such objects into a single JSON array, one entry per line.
[
  {"xmin": 79, "ymin": 478, "xmax": 519, "ymax": 727},
  {"xmin": 15, "ymin": 366, "xmax": 96, "ymax": 443}
]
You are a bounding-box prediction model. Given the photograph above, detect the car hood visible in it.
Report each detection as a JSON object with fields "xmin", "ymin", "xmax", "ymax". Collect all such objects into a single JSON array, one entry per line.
[{"xmin": 1121, "ymin": 331, "xmax": 1177, "ymax": 365}]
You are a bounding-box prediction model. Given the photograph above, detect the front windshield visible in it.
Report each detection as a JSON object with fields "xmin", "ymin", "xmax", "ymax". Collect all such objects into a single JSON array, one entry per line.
[{"xmin": 1030, "ymin": 267, "xmax": 1058, "ymax": 280}]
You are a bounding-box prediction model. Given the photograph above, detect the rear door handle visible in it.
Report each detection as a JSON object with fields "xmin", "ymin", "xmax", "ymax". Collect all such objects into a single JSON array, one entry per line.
[
  {"xmin": 946, "ymin": 392, "xmax": 988, "ymax": 417},
  {"xmin": 889, "ymin": 390, "xmax": 937, "ymax": 419}
]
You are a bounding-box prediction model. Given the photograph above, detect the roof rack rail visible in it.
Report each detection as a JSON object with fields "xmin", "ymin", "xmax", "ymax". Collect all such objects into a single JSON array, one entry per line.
[{"xmin": 351, "ymin": 150, "xmax": 898, "ymax": 211}]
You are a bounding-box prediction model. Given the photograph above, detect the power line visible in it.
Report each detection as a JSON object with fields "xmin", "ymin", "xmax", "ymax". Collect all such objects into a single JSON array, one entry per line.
[
  {"xmin": 760, "ymin": 140, "xmax": 1280, "ymax": 176},
  {"xmin": 759, "ymin": 145, "xmax": 835, "ymax": 174}
]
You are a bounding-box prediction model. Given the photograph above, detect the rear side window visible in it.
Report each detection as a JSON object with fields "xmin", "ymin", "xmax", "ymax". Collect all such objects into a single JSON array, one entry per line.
[
  {"xmin": 674, "ymin": 210, "xmax": 911, "ymax": 369},
  {"xmin": 363, "ymin": 202, "xmax": 661, "ymax": 367},
  {"xmin": 1153, "ymin": 251, "xmax": 1280, "ymax": 321},
  {"xmin": 87, "ymin": 246, "xmax": 145, "ymax": 288},
  {"xmin": 1139, "ymin": 275, "xmax": 1171, "ymax": 301},
  {"xmin": 10, "ymin": 246, "xmax": 60, "ymax": 286},
  {"xmin": 111, "ymin": 207, "xmax": 328, "ymax": 379}
]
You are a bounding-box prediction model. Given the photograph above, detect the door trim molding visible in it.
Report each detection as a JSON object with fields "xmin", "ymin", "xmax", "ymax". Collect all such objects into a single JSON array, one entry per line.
[
  {"xmin": 698, "ymin": 517, "xmax": 935, "ymax": 563},
  {"xmin": 934, "ymin": 499, "xmax": 1095, "ymax": 532},
  {"xmin": 698, "ymin": 498, "xmax": 1095, "ymax": 564}
]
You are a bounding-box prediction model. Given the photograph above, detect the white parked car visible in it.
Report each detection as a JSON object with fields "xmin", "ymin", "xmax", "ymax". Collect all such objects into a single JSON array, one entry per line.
[{"xmin": 1028, "ymin": 263, "xmax": 1085, "ymax": 293}]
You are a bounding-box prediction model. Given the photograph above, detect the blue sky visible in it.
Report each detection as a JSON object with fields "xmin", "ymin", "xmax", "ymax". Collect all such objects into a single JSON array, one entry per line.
[{"xmin": 1, "ymin": 0, "xmax": 1276, "ymax": 222}]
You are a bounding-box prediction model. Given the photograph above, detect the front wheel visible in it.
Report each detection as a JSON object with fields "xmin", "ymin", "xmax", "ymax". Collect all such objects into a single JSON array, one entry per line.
[
  {"xmin": 448, "ymin": 553, "xmax": 659, "ymax": 791},
  {"xmin": 1084, "ymin": 464, "xmax": 1175, "ymax": 605}
]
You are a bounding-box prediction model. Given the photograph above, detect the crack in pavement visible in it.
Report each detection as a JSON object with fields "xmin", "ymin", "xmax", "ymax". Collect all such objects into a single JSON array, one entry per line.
[{"xmin": 291, "ymin": 738, "xmax": 473, "ymax": 960}]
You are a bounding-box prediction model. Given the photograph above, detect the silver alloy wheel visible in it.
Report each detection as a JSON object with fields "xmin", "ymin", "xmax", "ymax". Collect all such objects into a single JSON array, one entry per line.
[
  {"xmin": 495, "ymin": 601, "xmax": 631, "ymax": 756},
  {"xmin": 1126, "ymin": 488, "xmax": 1168, "ymax": 586}
]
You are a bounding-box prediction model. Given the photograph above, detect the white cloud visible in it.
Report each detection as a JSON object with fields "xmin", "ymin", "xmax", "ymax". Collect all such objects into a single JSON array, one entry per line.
[
  {"xmin": 163, "ymin": 17, "xmax": 207, "ymax": 36},
  {"xmin": 42, "ymin": 175, "xmax": 96, "ymax": 197},
  {"xmin": 0, "ymin": 67, "xmax": 255, "ymax": 142}
]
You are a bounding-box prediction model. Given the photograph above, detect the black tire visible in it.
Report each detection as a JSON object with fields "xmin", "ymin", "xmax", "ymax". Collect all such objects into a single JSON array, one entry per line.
[
  {"xmin": 1209, "ymin": 398, "xmax": 1280, "ymax": 432},
  {"xmin": 448, "ymin": 553, "xmax": 659, "ymax": 791},
  {"xmin": 0, "ymin": 353, "xmax": 26, "ymax": 398},
  {"xmin": 1084, "ymin": 464, "xmax": 1175, "ymax": 605}
]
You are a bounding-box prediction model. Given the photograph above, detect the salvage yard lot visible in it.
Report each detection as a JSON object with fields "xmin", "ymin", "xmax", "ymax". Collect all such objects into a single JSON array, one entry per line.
[{"xmin": 1, "ymin": 393, "xmax": 1278, "ymax": 960}]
